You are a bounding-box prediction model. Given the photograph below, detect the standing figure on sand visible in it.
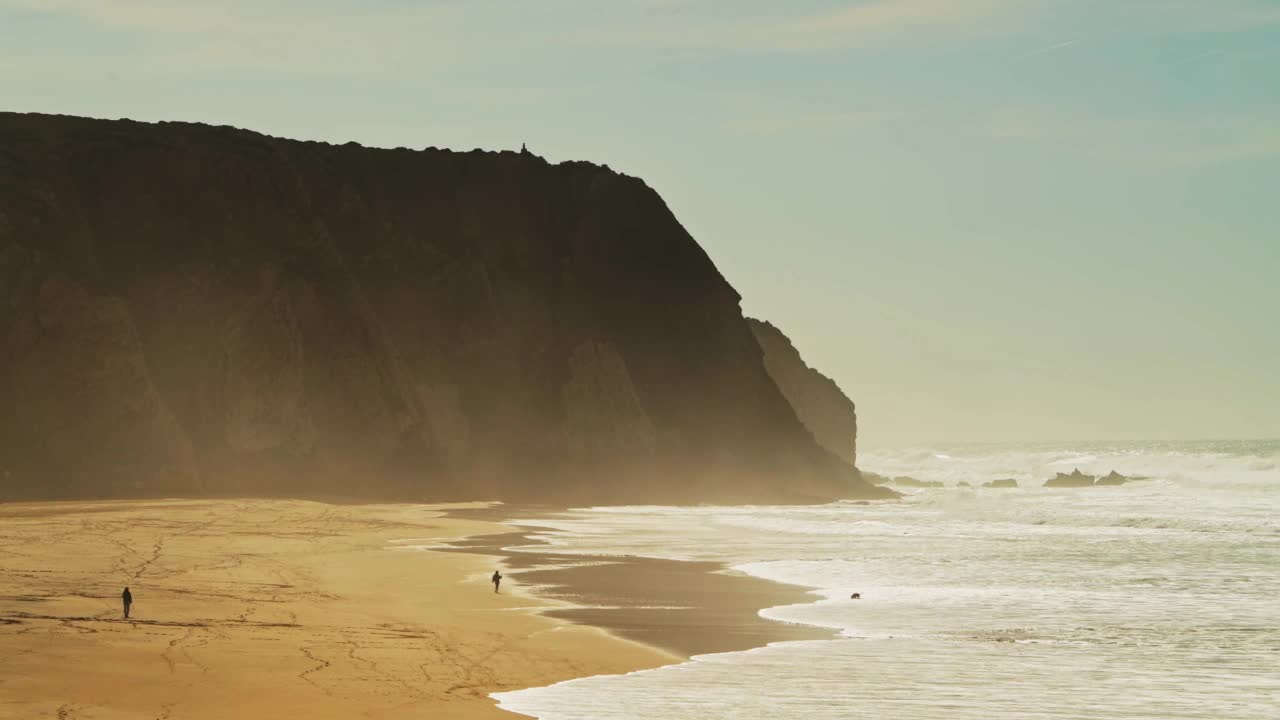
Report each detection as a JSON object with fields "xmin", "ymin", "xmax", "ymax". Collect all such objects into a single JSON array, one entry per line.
[
  {"xmin": 122, "ymin": 587, "xmax": 132, "ymax": 618},
  {"xmin": 492, "ymin": 570, "xmax": 503, "ymax": 594}
]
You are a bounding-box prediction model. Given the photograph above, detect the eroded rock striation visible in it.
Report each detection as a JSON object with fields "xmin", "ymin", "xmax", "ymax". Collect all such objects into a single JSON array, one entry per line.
[{"xmin": 0, "ymin": 112, "xmax": 890, "ymax": 503}]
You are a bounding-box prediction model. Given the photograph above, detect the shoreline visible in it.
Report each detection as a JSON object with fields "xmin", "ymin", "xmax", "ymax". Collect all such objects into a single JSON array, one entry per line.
[
  {"xmin": 443, "ymin": 504, "xmax": 833, "ymax": 659},
  {"xmin": 0, "ymin": 498, "xmax": 675, "ymax": 719},
  {"xmin": 0, "ymin": 498, "xmax": 830, "ymax": 719}
]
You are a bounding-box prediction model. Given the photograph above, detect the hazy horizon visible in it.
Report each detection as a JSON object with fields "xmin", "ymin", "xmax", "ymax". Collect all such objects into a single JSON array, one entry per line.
[
  {"xmin": 857, "ymin": 435, "xmax": 1280, "ymax": 451},
  {"xmin": 4, "ymin": 0, "xmax": 1277, "ymax": 446}
]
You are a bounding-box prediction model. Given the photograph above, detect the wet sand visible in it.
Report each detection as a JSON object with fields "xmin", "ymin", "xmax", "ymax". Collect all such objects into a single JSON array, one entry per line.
[
  {"xmin": 0, "ymin": 499, "xmax": 674, "ymax": 719},
  {"xmin": 443, "ymin": 507, "xmax": 832, "ymax": 657}
]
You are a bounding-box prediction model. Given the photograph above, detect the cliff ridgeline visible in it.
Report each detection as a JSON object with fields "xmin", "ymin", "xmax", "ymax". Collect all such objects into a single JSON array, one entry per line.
[{"xmin": 0, "ymin": 113, "xmax": 889, "ymax": 503}]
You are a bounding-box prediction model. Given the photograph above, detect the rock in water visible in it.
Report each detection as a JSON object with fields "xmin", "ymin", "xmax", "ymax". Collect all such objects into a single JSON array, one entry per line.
[
  {"xmin": 0, "ymin": 112, "xmax": 892, "ymax": 504},
  {"xmin": 1044, "ymin": 469, "xmax": 1097, "ymax": 488},
  {"xmin": 888, "ymin": 476, "xmax": 944, "ymax": 488},
  {"xmin": 1095, "ymin": 471, "xmax": 1129, "ymax": 486},
  {"xmin": 983, "ymin": 479, "xmax": 1018, "ymax": 488},
  {"xmin": 859, "ymin": 471, "xmax": 891, "ymax": 485}
]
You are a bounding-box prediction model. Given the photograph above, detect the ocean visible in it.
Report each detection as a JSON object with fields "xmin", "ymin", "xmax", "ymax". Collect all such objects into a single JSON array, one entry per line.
[{"xmin": 492, "ymin": 440, "xmax": 1280, "ymax": 719}]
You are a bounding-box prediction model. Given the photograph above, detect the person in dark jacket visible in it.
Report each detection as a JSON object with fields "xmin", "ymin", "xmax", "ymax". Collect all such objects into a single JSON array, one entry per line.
[
  {"xmin": 491, "ymin": 570, "xmax": 502, "ymax": 594},
  {"xmin": 122, "ymin": 587, "xmax": 133, "ymax": 618}
]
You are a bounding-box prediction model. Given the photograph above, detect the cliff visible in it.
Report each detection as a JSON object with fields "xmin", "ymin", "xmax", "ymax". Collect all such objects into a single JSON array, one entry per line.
[
  {"xmin": 748, "ymin": 319, "xmax": 858, "ymax": 465},
  {"xmin": 0, "ymin": 112, "xmax": 890, "ymax": 503}
]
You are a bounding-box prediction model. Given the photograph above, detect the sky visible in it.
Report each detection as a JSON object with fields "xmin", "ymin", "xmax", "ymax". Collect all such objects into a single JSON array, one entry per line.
[{"xmin": 2, "ymin": 0, "xmax": 1277, "ymax": 446}]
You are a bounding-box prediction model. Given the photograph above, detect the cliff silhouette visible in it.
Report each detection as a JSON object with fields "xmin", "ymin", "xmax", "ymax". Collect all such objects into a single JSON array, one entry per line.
[
  {"xmin": 748, "ymin": 319, "xmax": 858, "ymax": 466},
  {"xmin": 0, "ymin": 112, "xmax": 890, "ymax": 503}
]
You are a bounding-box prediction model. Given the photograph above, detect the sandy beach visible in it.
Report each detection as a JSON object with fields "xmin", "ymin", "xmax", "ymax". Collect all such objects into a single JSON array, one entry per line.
[{"xmin": 0, "ymin": 499, "xmax": 679, "ymax": 719}]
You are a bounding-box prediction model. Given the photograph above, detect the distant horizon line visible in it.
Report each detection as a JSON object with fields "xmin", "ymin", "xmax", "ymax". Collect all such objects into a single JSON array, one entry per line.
[{"xmin": 859, "ymin": 436, "xmax": 1280, "ymax": 449}]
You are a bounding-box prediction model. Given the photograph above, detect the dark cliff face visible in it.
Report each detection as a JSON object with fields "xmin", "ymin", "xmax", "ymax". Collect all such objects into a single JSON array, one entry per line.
[
  {"xmin": 0, "ymin": 113, "xmax": 889, "ymax": 503},
  {"xmin": 748, "ymin": 319, "xmax": 858, "ymax": 466}
]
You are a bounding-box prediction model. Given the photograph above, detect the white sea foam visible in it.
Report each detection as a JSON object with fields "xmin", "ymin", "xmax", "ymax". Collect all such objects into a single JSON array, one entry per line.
[{"xmin": 495, "ymin": 441, "xmax": 1280, "ymax": 719}]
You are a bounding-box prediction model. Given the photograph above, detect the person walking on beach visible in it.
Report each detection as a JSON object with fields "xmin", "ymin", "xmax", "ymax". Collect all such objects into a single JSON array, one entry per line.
[
  {"xmin": 492, "ymin": 570, "xmax": 502, "ymax": 594},
  {"xmin": 122, "ymin": 587, "xmax": 133, "ymax": 619}
]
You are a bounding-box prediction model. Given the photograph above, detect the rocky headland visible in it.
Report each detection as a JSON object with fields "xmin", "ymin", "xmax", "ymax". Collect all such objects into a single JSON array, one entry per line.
[
  {"xmin": 748, "ymin": 318, "xmax": 858, "ymax": 466},
  {"xmin": 0, "ymin": 112, "xmax": 889, "ymax": 504}
]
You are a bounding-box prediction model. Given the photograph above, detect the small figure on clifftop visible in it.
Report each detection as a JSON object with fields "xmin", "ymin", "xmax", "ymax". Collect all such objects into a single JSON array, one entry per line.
[
  {"xmin": 122, "ymin": 587, "xmax": 133, "ymax": 618},
  {"xmin": 492, "ymin": 570, "xmax": 503, "ymax": 594}
]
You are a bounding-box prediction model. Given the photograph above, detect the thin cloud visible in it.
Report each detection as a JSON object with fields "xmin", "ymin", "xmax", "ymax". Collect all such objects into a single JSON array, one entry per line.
[
  {"xmin": 782, "ymin": 0, "xmax": 1013, "ymax": 34},
  {"xmin": 1169, "ymin": 49, "xmax": 1228, "ymax": 65},
  {"xmin": 0, "ymin": 0, "xmax": 460, "ymax": 74},
  {"xmin": 1125, "ymin": 0, "xmax": 1280, "ymax": 32},
  {"xmin": 1021, "ymin": 39, "xmax": 1078, "ymax": 58},
  {"xmin": 570, "ymin": 0, "xmax": 1033, "ymax": 52},
  {"xmin": 983, "ymin": 105, "xmax": 1280, "ymax": 168},
  {"xmin": 726, "ymin": 107, "xmax": 894, "ymax": 136},
  {"xmin": 1180, "ymin": 0, "xmax": 1280, "ymax": 28}
]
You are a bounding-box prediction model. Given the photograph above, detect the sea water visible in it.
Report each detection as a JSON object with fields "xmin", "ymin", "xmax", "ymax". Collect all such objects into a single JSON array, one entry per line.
[{"xmin": 493, "ymin": 440, "xmax": 1280, "ymax": 719}]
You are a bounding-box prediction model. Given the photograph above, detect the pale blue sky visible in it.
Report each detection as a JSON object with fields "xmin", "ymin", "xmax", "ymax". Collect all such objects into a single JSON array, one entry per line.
[{"xmin": 3, "ymin": 0, "xmax": 1277, "ymax": 445}]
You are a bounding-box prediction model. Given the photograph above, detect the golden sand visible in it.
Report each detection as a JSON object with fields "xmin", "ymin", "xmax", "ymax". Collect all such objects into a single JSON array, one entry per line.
[{"xmin": 0, "ymin": 499, "xmax": 675, "ymax": 719}]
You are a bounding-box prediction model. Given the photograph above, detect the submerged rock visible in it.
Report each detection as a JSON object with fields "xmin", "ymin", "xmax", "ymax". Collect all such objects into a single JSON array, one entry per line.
[
  {"xmin": 860, "ymin": 471, "xmax": 891, "ymax": 485},
  {"xmin": 983, "ymin": 479, "xmax": 1018, "ymax": 488},
  {"xmin": 889, "ymin": 476, "xmax": 944, "ymax": 488}
]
